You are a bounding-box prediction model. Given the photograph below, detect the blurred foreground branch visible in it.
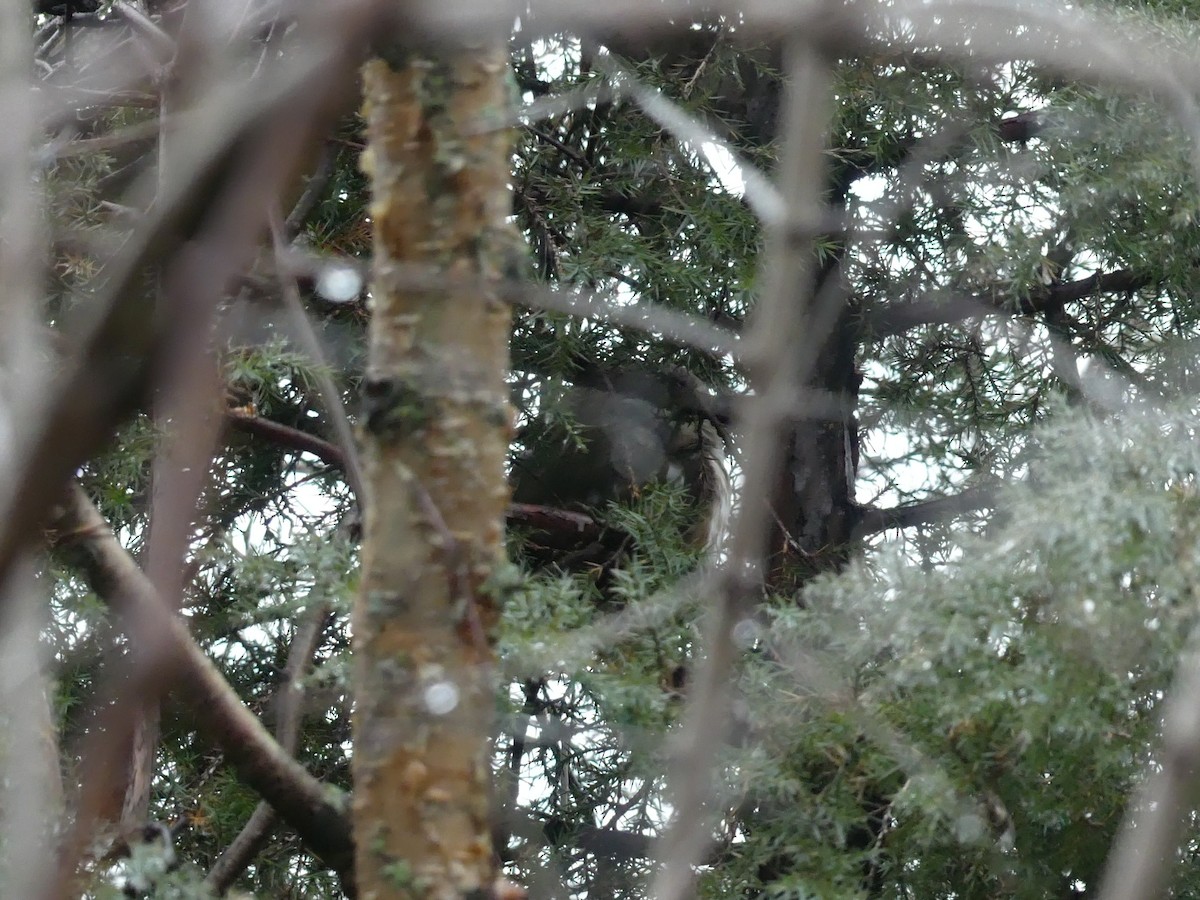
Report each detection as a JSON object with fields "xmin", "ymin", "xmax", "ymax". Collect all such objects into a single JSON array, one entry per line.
[{"xmin": 49, "ymin": 483, "xmax": 355, "ymax": 883}]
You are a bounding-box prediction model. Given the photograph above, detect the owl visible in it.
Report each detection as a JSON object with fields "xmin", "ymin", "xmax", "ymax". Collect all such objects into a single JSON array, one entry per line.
[{"xmin": 511, "ymin": 367, "xmax": 730, "ymax": 563}]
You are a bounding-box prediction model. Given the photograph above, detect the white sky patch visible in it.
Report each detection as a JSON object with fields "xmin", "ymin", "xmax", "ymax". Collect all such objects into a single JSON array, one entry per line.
[{"xmin": 851, "ymin": 172, "xmax": 888, "ymax": 203}]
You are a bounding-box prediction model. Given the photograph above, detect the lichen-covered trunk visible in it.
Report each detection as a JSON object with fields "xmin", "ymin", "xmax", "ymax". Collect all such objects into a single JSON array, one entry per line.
[{"xmin": 354, "ymin": 49, "xmax": 513, "ymax": 899}]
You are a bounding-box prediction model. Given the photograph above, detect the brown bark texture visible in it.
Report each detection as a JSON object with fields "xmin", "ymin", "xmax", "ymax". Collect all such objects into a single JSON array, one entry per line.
[{"xmin": 353, "ymin": 48, "xmax": 514, "ymax": 900}]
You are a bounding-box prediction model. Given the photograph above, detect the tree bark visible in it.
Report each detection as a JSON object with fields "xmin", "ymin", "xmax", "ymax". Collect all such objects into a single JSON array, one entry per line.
[{"xmin": 354, "ymin": 47, "xmax": 514, "ymax": 899}]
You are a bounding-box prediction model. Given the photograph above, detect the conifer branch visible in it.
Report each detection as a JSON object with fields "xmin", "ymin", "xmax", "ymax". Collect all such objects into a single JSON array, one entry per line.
[
  {"xmin": 49, "ymin": 482, "xmax": 355, "ymax": 883},
  {"xmin": 226, "ymin": 409, "xmax": 350, "ymax": 472},
  {"xmin": 833, "ymin": 109, "xmax": 1045, "ymax": 194}
]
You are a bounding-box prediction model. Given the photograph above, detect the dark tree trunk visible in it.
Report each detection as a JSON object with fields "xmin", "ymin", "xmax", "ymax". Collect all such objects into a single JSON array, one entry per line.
[
  {"xmin": 607, "ymin": 29, "xmax": 874, "ymax": 894},
  {"xmin": 767, "ymin": 259, "xmax": 862, "ymax": 592}
]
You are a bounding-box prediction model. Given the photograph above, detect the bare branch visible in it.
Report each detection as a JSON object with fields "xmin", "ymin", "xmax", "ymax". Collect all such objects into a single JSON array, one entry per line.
[
  {"xmin": 866, "ymin": 269, "xmax": 1152, "ymax": 339},
  {"xmin": 1097, "ymin": 628, "xmax": 1200, "ymax": 900},
  {"xmin": 111, "ymin": 1, "xmax": 176, "ymax": 64},
  {"xmin": 855, "ymin": 486, "xmax": 998, "ymax": 536},
  {"xmin": 269, "ymin": 209, "xmax": 366, "ymax": 507},
  {"xmin": 49, "ymin": 483, "xmax": 355, "ymax": 880},
  {"xmin": 283, "ymin": 143, "xmax": 339, "ymax": 237},
  {"xmin": 0, "ymin": 6, "xmax": 58, "ymax": 893}
]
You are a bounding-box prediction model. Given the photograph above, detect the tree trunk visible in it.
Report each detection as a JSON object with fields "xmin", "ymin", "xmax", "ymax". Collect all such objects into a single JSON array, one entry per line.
[
  {"xmin": 767, "ymin": 260, "xmax": 862, "ymax": 592},
  {"xmin": 353, "ymin": 47, "xmax": 514, "ymax": 899}
]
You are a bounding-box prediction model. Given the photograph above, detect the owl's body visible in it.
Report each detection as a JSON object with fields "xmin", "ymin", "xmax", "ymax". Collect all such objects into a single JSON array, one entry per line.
[{"xmin": 512, "ymin": 368, "xmax": 730, "ymax": 558}]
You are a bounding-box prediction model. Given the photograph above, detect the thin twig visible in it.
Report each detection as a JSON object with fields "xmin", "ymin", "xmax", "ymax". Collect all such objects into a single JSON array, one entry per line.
[
  {"xmin": 111, "ymin": 0, "xmax": 176, "ymax": 63},
  {"xmin": 283, "ymin": 143, "xmax": 338, "ymax": 237},
  {"xmin": 269, "ymin": 208, "xmax": 366, "ymax": 508},
  {"xmin": 205, "ymin": 599, "xmax": 332, "ymax": 894}
]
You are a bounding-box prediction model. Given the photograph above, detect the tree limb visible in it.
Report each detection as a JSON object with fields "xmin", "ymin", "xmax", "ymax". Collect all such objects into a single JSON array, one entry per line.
[
  {"xmin": 49, "ymin": 482, "xmax": 355, "ymax": 882},
  {"xmin": 835, "ymin": 109, "xmax": 1045, "ymax": 191},
  {"xmin": 225, "ymin": 410, "xmax": 349, "ymax": 471},
  {"xmin": 651, "ymin": 28, "xmax": 837, "ymax": 900},
  {"xmin": 0, "ymin": 14, "xmax": 373, "ymax": 618},
  {"xmin": 866, "ymin": 268, "xmax": 1152, "ymax": 339},
  {"xmin": 854, "ymin": 485, "xmax": 998, "ymax": 536},
  {"xmin": 1097, "ymin": 622, "xmax": 1200, "ymax": 900},
  {"xmin": 224, "ymin": 411, "xmax": 621, "ymax": 551}
]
